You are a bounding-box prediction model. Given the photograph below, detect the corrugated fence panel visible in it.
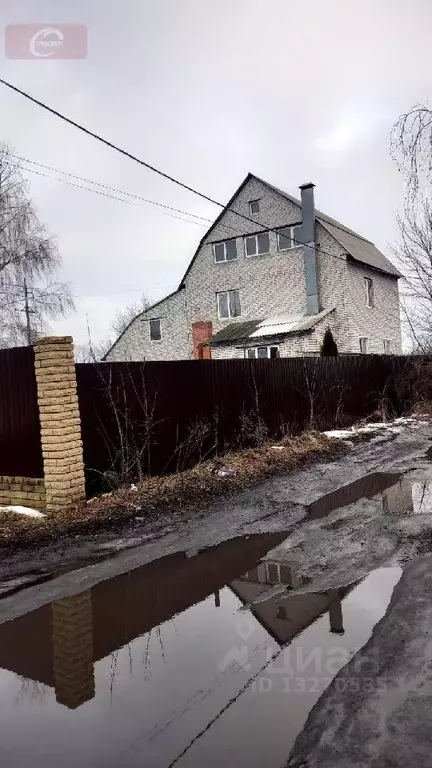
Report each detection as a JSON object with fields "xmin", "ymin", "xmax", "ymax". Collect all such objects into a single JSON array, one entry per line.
[
  {"xmin": 76, "ymin": 355, "xmax": 410, "ymax": 491},
  {"xmin": 0, "ymin": 346, "xmax": 43, "ymax": 477}
]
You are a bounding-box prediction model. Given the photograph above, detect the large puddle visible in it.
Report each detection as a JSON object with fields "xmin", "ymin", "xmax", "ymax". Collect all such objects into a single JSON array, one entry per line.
[{"xmin": 0, "ymin": 529, "xmax": 402, "ymax": 767}]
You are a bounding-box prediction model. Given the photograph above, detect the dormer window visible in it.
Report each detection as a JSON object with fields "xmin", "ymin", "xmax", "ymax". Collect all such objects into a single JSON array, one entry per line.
[
  {"xmin": 249, "ymin": 200, "xmax": 260, "ymax": 215},
  {"xmin": 213, "ymin": 239, "xmax": 237, "ymax": 263}
]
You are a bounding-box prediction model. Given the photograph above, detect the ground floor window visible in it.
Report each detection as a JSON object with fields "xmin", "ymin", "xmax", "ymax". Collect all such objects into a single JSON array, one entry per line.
[
  {"xmin": 359, "ymin": 337, "xmax": 368, "ymax": 354},
  {"xmin": 149, "ymin": 318, "xmax": 162, "ymax": 341},
  {"xmin": 245, "ymin": 346, "xmax": 279, "ymax": 359},
  {"xmin": 383, "ymin": 339, "xmax": 392, "ymax": 354}
]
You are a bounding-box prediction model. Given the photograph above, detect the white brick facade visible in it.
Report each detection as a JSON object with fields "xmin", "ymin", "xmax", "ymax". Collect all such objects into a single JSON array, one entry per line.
[
  {"xmin": 105, "ymin": 176, "xmax": 402, "ymax": 361},
  {"xmin": 106, "ymin": 289, "xmax": 190, "ymax": 362}
]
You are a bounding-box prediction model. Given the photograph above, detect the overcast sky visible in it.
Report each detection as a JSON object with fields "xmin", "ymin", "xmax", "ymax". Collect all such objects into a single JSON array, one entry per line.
[{"xmin": 1, "ymin": 0, "xmax": 431, "ymax": 345}]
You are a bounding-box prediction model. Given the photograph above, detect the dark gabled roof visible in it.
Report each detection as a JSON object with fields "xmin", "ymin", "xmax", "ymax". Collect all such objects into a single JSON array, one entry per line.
[
  {"xmin": 259, "ymin": 176, "xmax": 401, "ymax": 277},
  {"xmin": 102, "ymin": 288, "xmax": 183, "ymax": 360},
  {"xmin": 178, "ymin": 173, "xmax": 401, "ymax": 285}
]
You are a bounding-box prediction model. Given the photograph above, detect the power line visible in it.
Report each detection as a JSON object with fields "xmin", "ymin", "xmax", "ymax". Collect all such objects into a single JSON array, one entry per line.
[
  {"xmin": 12, "ymin": 162, "xmax": 208, "ymax": 228},
  {"xmin": 11, "ymin": 153, "xmax": 214, "ymax": 223}
]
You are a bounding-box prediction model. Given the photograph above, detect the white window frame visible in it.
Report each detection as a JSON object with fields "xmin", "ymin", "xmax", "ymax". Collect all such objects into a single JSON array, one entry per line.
[
  {"xmin": 359, "ymin": 337, "xmax": 368, "ymax": 354},
  {"xmin": 217, "ymin": 289, "xmax": 241, "ymax": 320},
  {"xmin": 277, "ymin": 224, "xmax": 302, "ymax": 251},
  {"xmin": 213, "ymin": 239, "xmax": 238, "ymax": 264},
  {"xmin": 365, "ymin": 277, "xmax": 374, "ymax": 308},
  {"xmin": 244, "ymin": 231, "xmax": 270, "ymax": 258},
  {"xmin": 149, "ymin": 318, "xmax": 162, "ymax": 342},
  {"xmin": 244, "ymin": 346, "xmax": 279, "ymax": 359},
  {"xmin": 383, "ymin": 339, "xmax": 391, "ymax": 354},
  {"xmin": 249, "ymin": 199, "xmax": 260, "ymax": 215}
]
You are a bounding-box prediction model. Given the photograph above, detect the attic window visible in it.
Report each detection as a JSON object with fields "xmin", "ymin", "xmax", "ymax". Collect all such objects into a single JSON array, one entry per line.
[
  {"xmin": 213, "ymin": 239, "xmax": 237, "ymax": 263},
  {"xmin": 249, "ymin": 200, "xmax": 260, "ymax": 214},
  {"xmin": 149, "ymin": 319, "xmax": 161, "ymax": 341},
  {"xmin": 277, "ymin": 225, "xmax": 302, "ymax": 251}
]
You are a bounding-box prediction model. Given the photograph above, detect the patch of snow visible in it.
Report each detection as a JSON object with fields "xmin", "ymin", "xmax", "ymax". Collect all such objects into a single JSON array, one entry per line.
[
  {"xmin": 2, "ymin": 505, "xmax": 45, "ymax": 519},
  {"xmin": 324, "ymin": 429, "xmax": 353, "ymax": 439},
  {"xmin": 324, "ymin": 418, "xmax": 423, "ymax": 441}
]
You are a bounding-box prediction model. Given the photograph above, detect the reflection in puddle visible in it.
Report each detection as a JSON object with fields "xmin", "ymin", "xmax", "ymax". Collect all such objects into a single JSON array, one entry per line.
[
  {"xmin": 307, "ymin": 472, "xmax": 401, "ymax": 519},
  {"xmin": 308, "ymin": 473, "xmax": 432, "ymax": 519},
  {"xmin": 0, "ymin": 532, "xmax": 402, "ymax": 768}
]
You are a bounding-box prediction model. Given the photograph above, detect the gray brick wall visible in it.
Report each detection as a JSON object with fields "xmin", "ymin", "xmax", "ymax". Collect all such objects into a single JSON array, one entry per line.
[
  {"xmin": 105, "ymin": 289, "xmax": 191, "ymax": 361},
  {"xmin": 107, "ymin": 176, "xmax": 401, "ymax": 361}
]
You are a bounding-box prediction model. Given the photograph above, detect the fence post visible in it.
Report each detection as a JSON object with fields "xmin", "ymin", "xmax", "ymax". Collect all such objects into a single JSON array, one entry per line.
[{"xmin": 33, "ymin": 336, "xmax": 86, "ymax": 514}]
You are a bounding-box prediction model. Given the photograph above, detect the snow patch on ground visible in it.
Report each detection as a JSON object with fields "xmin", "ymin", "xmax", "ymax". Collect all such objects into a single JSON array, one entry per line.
[
  {"xmin": 1, "ymin": 506, "xmax": 45, "ymax": 519},
  {"xmin": 324, "ymin": 417, "xmax": 428, "ymax": 441}
]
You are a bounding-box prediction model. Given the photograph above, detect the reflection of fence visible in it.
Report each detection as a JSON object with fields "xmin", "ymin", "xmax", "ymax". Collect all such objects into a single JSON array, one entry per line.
[
  {"xmin": 0, "ymin": 533, "xmax": 284, "ymax": 709},
  {"xmin": 0, "ymin": 346, "xmax": 43, "ymax": 477},
  {"xmin": 76, "ymin": 355, "xmax": 407, "ymax": 487}
]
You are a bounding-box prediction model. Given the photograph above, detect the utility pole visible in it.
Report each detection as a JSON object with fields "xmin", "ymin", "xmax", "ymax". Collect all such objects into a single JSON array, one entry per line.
[{"xmin": 23, "ymin": 278, "xmax": 32, "ymax": 345}]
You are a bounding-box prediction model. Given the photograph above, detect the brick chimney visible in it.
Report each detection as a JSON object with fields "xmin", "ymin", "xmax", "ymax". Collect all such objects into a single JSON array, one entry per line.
[
  {"xmin": 299, "ymin": 182, "xmax": 319, "ymax": 315},
  {"xmin": 192, "ymin": 321, "xmax": 212, "ymax": 359}
]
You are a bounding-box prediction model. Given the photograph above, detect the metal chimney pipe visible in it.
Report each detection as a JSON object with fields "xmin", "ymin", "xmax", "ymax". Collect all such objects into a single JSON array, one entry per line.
[{"xmin": 299, "ymin": 182, "xmax": 319, "ymax": 315}]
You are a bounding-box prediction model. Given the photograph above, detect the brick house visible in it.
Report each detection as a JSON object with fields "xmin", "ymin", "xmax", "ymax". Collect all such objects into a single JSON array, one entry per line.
[{"xmin": 105, "ymin": 174, "xmax": 402, "ymax": 361}]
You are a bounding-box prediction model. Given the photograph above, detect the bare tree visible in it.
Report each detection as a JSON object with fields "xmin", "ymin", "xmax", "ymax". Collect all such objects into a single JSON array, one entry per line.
[
  {"xmin": 391, "ymin": 105, "xmax": 432, "ymax": 197},
  {"xmin": 111, "ymin": 294, "xmax": 151, "ymax": 337},
  {"xmin": 391, "ymin": 200, "xmax": 432, "ymax": 351},
  {"xmin": 0, "ymin": 145, "xmax": 74, "ymax": 346},
  {"xmin": 75, "ymin": 339, "xmax": 112, "ymax": 363},
  {"xmin": 391, "ymin": 106, "xmax": 432, "ymax": 350}
]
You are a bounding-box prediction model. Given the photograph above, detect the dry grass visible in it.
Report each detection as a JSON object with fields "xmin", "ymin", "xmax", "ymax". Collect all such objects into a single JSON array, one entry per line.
[{"xmin": 0, "ymin": 431, "xmax": 338, "ymax": 549}]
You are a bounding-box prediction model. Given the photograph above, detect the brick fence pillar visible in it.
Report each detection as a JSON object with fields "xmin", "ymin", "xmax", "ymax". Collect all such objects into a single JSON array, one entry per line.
[{"xmin": 34, "ymin": 336, "xmax": 85, "ymax": 513}]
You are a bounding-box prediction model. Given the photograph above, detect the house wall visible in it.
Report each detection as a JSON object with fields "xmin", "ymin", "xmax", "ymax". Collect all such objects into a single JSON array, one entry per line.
[
  {"xmin": 105, "ymin": 289, "xmax": 191, "ymax": 361},
  {"xmin": 185, "ymin": 177, "xmax": 309, "ymax": 331},
  {"xmin": 345, "ymin": 263, "xmax": 401, "ymax": 354},
  {"xmin": 106, "ymin": 176, "xmax": 401, "ymax": 361}
]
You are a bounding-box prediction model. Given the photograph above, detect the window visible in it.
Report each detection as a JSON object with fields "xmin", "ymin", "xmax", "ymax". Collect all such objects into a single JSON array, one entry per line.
[
  {"xmin": 245, "ymin": 346, "xmax": 279, "ymax": 359},
  {"xmin": 249, "ymin": 199, "xmax": 260, "ymax": 214},
  {"xmin": 149, "ymin": 319, "xmax": 161, "ymax": 341},
  {"xmin": 277, "ymin": 224, "xmax": 302, "ymax": 251},
  {"xmin": 359, "ymin": 337, "xmax": 368, "ymax": 353},
  {"xmin": 213, "ymin": 239, "xmax": 237, "ymax": 263},
  {"xmin": 383, "ymin": 339, "xmax": 391, "ymax": 354},
  {"xmin": 217, "ymin": 289, "xmax": 241, "ymax": 319},
  {"xmin": 365, "ymin": 277, "xmax": 374, "ymax": 307},
  {"xmin": 244, "ymin": 231, "xmax": 270, "ymax": 257}
]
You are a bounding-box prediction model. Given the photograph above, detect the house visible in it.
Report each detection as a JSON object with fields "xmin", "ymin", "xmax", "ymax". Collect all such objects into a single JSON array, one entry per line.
[{"xmin": 104, "ymin": 174, "xmax": 402, "ymax": 361}]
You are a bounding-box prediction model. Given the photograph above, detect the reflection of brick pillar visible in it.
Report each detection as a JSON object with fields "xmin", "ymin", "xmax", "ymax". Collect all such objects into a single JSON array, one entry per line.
[
  {"xmin": 192, "ymin": 321, "xmax": 212, "ymax": 360},
  {"xmin": 328, "ymin": 589, "xmax": 344, "ymax": 635},
  {"xmin": 34, "ymin": 337, "xmax": 86, "ymax": 513},
  {"xmin": 52, "ymin": 592, "xmax": 94, "ymax": 709}
]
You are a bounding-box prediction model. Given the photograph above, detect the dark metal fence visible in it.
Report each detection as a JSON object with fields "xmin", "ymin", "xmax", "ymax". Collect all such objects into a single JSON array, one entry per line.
[
  {"xmin": 0, "ymin": 346, "xmax": 43, "ymax": 478},
  {"xmin": 76, "ymin": 355, "xmax": 410, "ymax": 491}
]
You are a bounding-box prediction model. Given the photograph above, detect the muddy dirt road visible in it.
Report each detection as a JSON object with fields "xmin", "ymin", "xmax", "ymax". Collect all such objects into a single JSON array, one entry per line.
[{"xmin": 1, "ymin": 420, "xmax": 432, "ymax": 767}]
